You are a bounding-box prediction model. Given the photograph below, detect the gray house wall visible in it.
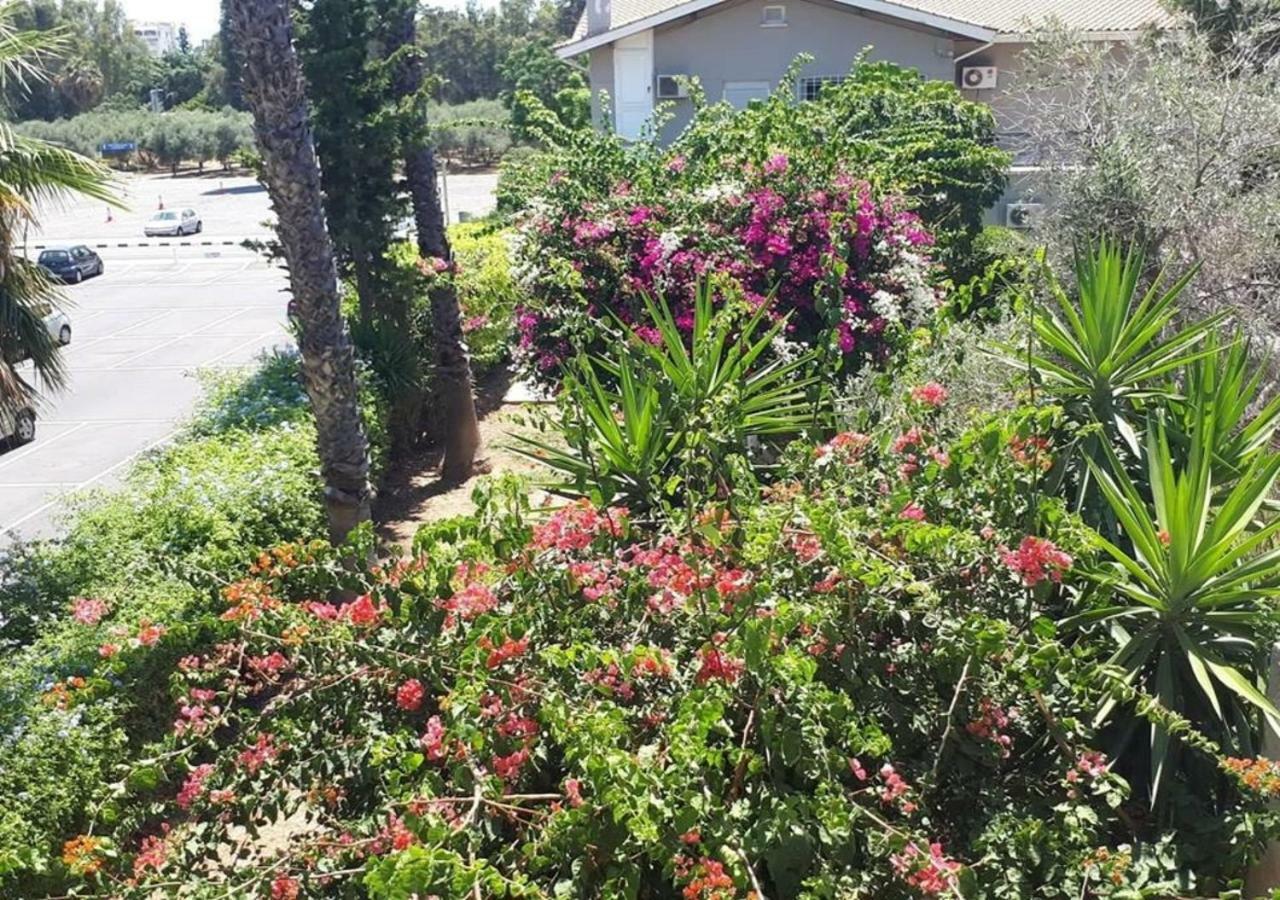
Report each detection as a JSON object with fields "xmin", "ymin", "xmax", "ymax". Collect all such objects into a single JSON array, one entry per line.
[
  {"xmin": 650, "ymin": 0, "xmax": 956, "ymax": 140},
  {"xmin": 587, "ymin": 45, "xmax": 615, "ymax": 128}
]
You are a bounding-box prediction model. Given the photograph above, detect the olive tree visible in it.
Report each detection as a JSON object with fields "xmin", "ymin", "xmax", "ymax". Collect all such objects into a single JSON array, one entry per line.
[{"xmin": 1008, "ymin": 27, "xmax": 1280, "ymax": 333}]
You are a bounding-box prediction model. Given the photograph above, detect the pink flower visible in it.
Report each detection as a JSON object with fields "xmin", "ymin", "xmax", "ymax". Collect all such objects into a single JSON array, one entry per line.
[
  {"xmin": 71, "ymin": 597, "xmax": 109, "ymax": 626},
  {"xmin": 98, "ymin": 642, "xmax": 121, "ymax": 658},
  {"xmin": 899, "ymin": 502, "xmax": 927, "ymax": 522},
  {"xmin": 667, "ymin": 154, "xmax": 687, "ymax": 173},
  {"xmin": 176, "ymin": 764, "xmax": 215, "ymax": 810},
  {"xmin": 304, "ymin": 600, "xmax": 340, "ymax": 620},
  {"xmin": 763, "ymin": 153, "xmax": 789, "ymax": 175},
  {"xmin": 891, "ymin": 842, "xmax": 962, "ymax": 895},
  {"xmin": 396, "ymin": 678, "xmax": 425, "ymax": 711},
  {"xmin": 421, "ymin": 715, "xmax": 449, "ymax": 762},
  {"xmin": 132, "ymin": 830, "xmax": 169, "ymax": 878},
  {"xmin": 849, "ymin": 758, "xmax": 868, "ymax": 781},
  {"xmin": 439, "ymin": 582, "xmax": 497, "ymax": 628},
  {"xmin": 911, "ymin": 381, "xmax": 952, "ymax": 407},
  {"xmin": 1000, "ymin": 536, "xmax": 1073, "ymax": 587},
  {"xmin": 237, "ymin": 733, "xmax": 280, "ymax": 775}
]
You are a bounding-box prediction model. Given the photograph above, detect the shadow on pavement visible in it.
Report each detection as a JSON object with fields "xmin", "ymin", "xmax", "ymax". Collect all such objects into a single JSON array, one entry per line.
[{"xmin": 201, "ymin": 184, "xmax": 266, "ymax": 197}]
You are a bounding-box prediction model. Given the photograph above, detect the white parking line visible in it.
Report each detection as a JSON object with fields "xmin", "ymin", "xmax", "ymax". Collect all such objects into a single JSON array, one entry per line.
[
  {"xmin": 0, "ymin": 422, "xmax": 90, "ymax": 473},
  {"xmin": 201, "ymin": 330, "xmax": 288, "ymax": 366},
  {"xmin": 0, "ymin": 428, "xmax": 179, "ymax": 534},
  {"xmin": 108, "ymin": 307, "xmax": 251, "ymax": 369},
  {"xmin": 71, "ymin": 310, "xmax": 175, "ymax": 350}
]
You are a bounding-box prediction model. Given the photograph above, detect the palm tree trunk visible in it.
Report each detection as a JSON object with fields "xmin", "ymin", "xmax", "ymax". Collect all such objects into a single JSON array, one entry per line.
[
  {"xmin": 227, "ymin": 0, "xmax": 372, "ymax": 543},
  {"xmin": 390, "ymin": 6, "xmax": 480, "ymax": 483}
]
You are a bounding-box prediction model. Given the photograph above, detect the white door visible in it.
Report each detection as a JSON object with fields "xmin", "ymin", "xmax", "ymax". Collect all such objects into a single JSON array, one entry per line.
[
  {"xmin": 613, "ymin": 31, "xmax": 653, "ymax": 140},
  {"xmin": 723, "ymin": 81, "xmax": 771, "ymax": 109}
]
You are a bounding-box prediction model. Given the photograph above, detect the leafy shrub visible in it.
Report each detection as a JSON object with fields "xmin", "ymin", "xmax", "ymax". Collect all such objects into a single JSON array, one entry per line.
[
  {"xmin": 512, "ymin": 148, "xmax": 940, "ymax": 387},
  {"xmin": 429, "ymin": 99, "xmax": 512, "ymax": 167},
  {"xmin": 451, "ymin": 221, "xmax": 520, "ymax": 371},
  {"xmin": 515, "ymin": 283, "xmax": 828, "ymax": 511},
  {"xmin": 21, "ymin": 392, "xmax": 1280, "ymax": 897},
  {"xmin": 15, "ymin": 108, "xmax": 254, "ymax": 171},
  {"xmin": 0, "ymin": 351, "xmax": 389, "ymax": 890}
]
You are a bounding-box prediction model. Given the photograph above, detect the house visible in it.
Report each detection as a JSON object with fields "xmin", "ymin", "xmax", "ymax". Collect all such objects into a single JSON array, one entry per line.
[
  {"xmin": 133, "ymin": 21, "xmax": 179, "ymax": 57},
  {"xmin": 556, "ymin": 0, "xmax": 1173, "ymax": 221}
]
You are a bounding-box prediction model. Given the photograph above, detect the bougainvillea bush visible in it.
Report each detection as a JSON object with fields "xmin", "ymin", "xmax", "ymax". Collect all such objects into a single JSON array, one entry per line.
[
  {"xmin": 505, "ymin": 59, "xmax": 1010, "ymax": 388},
  {"xmin": 514, "ymin": 155, "xmax": 939, "ymax": 384},
  {"xmin": 22, "ymin": 392, "xmax": 1280, "ymax": 897}
]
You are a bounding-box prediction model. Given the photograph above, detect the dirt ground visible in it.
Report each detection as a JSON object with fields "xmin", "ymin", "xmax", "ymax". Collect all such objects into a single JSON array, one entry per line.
[{"xmin": 373, "ymin": 367, "xmax": 550, "ymax": 548}]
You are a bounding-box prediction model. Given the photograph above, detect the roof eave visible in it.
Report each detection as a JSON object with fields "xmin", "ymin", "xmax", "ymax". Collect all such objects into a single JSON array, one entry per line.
[
  {"xmin": 556, "ymin": 0, "xmax": 998, "ymax": 58},
  {"xmin": 992, "ymin": 28, "xmax": 1150, "ymax": 43}
]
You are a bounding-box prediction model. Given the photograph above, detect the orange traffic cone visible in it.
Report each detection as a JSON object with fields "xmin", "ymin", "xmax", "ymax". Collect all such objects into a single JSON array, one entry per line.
[{"xmin": 158, "ymin": 195, "xmax": 165, "ymax": 210}]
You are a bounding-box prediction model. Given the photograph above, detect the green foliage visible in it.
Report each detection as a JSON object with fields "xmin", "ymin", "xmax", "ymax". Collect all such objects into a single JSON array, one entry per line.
[
  {"xmin": 428, "ymin": 98, "xmax": 513, "ymax": 166},
  {"xmin": 15, "ymin": 107, "xmax": 254, "ymax": 171},
  {"xmin": 1081, "ymin": 417, "xmax": 1280, "ymax": 805},
  {"xmin": 449, "ymin": 221, "xmax": 519, "ymax": 371},
  {"xmin": 514, "ymin": 283, "xmax": 829, "ymax": 510}
]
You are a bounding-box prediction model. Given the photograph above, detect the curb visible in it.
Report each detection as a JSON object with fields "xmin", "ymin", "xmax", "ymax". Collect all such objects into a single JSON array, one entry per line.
[{"xmin": 31, "ymin": 240, "xmax": 250, "ymax": 251}]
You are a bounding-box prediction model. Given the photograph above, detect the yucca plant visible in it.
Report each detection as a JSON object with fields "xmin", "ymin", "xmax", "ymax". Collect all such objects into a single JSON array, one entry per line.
[
  {"xmin": 1167, "ymin": 330, "xmax": 1280, "ymax": 488},
  {"xmin": 1076, "ymin": 414, "xmax": 1280, "ymax": 804},
  {"xmin": 1001, "ymin": 240, "xmax": 1225, "ymax": 520},
  {"xmin": 512, "ymin": 282, "xmax": 829, "ymax": 510}
]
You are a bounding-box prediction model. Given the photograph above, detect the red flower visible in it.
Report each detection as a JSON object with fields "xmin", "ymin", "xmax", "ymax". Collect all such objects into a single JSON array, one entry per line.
[
  {"xmin": 396, "ymin": 678, "xmax": 425, "ymax": 711},
  {"xmin": 270, "ymin": 875, "xmax": 300, "ymax": 900},
  {"xmin": 485, "ymin": 635, "xmax": 529, "ymax": 669},
  {"xmin": 1000, "ymin": 536, "xmax": 1073, "ymax": 587},
  {"xmin": 304, "ymin": 601, "xmax": 340, "ymax": 620},
  {"xmin": 695, "ymin": 647, "xmax": 744, "ymax": 685},
  {"xmin": 891, "ymin": 842, "xmax": 962, "ymax": 895},
  {"xmin": 492, "ymin": 748, "xmax": 530, "ymax": 782},
  {"xmin": 237, "ymin": 733, "xmax": 280, "ymax": 775},
  {"xmin": 564, "ymin": 777, "xmax": 585, "ymax": 808},
  {"xmin": 339, "ymin": 595, "xmax": 382, "ymax": 627},
  {"xmin": 98, "ymin": 642, "xmax": 121, "ymax": 658},
  {"xmin": 137, "ymin": 621, "xmax": 166, "ymax": 646}
]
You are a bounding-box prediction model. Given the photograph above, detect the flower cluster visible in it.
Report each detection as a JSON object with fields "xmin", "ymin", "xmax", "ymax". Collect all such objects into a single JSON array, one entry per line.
[
  {"xmin": 1000, "ymin": 536, "xmax": 1073, "ymax": 587},
  {"xmin": 890, "ymin": 842, "xmax": 962, "ymax": 896},
  {"xmin": 515, "ymin": 160, "xmax": 937, "ymax": 383}
]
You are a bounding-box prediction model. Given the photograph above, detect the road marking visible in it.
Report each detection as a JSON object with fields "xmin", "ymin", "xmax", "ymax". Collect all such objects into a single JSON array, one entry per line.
[
  {"xmin": 0, "ymin": 422, "xmax": 90, "ymax": 473},
  {"xmin": 69, "ymin": 310, "xmax": 175, "ymax": 351},
  {"xmin": 0, "ymin": 427, "xmax": 179, "ymax": 534},
  {"xmin": 201, "ymin": 330, "xmax": 288, "ymax": 366},
  {"xmin": 107, "ymin": 308, "xmax": 251, "ymax": 369}
]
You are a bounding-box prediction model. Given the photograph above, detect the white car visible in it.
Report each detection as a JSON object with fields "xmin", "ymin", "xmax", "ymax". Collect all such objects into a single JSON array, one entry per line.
[
  {"xmin": 145, "ymin": 208, "xmax": 202, "ymax": 237},
  {"xmin": 0, "ymin": 405, "xmax": 35, "ymax": 446},
  {"xmin": 44, "ymin": 308, "xmax": 71, "ymax": 346}
]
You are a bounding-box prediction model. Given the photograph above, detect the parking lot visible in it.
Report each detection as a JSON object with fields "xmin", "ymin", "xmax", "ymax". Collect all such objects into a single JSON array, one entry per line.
[
  {"xmin": 0, "ymin": 169, "xmax": 499, "ymax": 543},
  {"xmin": 0, "ymin": 246, "xmax": 291, "ymax": 540}
]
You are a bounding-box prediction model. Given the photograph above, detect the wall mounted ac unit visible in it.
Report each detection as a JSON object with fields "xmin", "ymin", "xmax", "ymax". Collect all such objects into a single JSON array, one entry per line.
[
  {"xmin": 656, "ymin": 74, "xmax": 689, "ymax": 99},
  {"xmin": 961, "ymin": 66, "xmax": 998, "ymax": 90},
  {"xmin": 1006, "ymin": 202, "xmax": 1044, "ymax": 229}
]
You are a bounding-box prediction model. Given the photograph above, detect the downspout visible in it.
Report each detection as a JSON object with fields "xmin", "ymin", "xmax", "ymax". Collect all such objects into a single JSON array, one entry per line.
[{"xmin": 952, "ymin": 40, "xmax": 995, "ymax": 65}]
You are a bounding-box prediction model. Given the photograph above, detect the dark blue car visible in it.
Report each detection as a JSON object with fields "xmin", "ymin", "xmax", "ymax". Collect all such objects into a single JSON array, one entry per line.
[{"xmin": 37, "ymin": 244, "xmax": 104, "ymax": 284}]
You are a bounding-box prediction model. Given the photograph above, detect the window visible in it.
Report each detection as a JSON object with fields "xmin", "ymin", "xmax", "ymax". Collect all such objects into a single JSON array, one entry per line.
[
  {"xmin": 798, "ymin": 76, "xmax": 845, "ymax": 102},
  {"xmin": 761, "ymin": 5, "xmax": 786, "ymax": 26}
]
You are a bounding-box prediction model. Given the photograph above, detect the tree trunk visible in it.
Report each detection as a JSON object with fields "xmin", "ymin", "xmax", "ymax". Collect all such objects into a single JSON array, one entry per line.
[
  {"xmin": 390, "ymin": 6, "xmax": 481, "ymax": 483},
  {"xmin": 227, "ymin": 0, "xmax": 373, "ymax": 544}
]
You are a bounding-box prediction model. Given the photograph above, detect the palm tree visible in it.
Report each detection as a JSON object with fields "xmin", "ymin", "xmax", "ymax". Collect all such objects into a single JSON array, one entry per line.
[
  {"xmin": 55, "ymin": 56, "xmax": 104, "ymax": 113},
  {"xmin": 0, "ymin": 5, "xmax": 116, "ymax": 418},
  {"xmin": 389, "ymin": 1, "xmax": 481, "ymax": 483},
  {"xmin": 226, "ymin": 0, "xmax": 373, "ymax": 543}
]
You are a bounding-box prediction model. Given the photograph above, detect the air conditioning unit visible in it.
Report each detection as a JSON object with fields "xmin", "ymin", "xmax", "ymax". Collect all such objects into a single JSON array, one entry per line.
[
  {"xmin": 1005, "ymin": 202, "xmax": 1044, "ymax": 229},
  {"xmin": 960, "ymin": 66, "xmax": 998, "ymax": 90},
  {"xmin": 656, "ymin": 75, "xmax": 688, "ymax": 99}
]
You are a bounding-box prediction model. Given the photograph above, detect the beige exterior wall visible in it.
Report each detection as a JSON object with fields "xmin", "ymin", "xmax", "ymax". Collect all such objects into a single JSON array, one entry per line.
[{"xmin": 650, "ymin": 0, "xmax": 956, "ymax": 141}]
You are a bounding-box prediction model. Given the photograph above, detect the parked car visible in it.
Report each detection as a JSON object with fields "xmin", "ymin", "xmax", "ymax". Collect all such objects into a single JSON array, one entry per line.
[
  {"xmin": 37, "ymin": 245, "xmax": 103, "ymax": 284},
  {"xmin": 44, "ymin": 308, "xmax": 71, "ymax": 346},
  {"xmin": 0, "ymin": 405, "xmax": 35, "ymax": 447},
  {"xmin": 145, "ymin": 208, "xmax": 202, "ymax": 237}
]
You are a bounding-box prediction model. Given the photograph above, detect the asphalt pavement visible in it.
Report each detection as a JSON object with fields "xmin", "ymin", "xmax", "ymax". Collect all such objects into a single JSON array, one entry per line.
[
  {"xmin": 0, "ymin": 169, "xmax": 499, "ymax": 544},
  {"xmin": 0, "ymin": 246, "xmax": 292, "ymax": 541}
]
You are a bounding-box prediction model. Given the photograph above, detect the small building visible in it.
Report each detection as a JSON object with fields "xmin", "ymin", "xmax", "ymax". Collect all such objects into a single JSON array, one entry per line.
[
  {"xmin": 556, "ymin": 0, "xmax": 1173, "ymax": 221},
  {"xmin": 133, "ymin": 21, "xmax": 179, "ymax": 57}
]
